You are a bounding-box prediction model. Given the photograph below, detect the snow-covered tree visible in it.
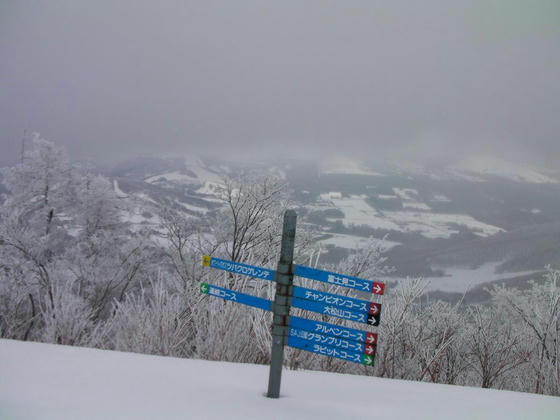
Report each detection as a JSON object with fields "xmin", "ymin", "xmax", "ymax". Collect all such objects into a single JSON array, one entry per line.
[
  {"xmin": 213, "ymin": 174, "xmax": 289, "ymax": 267},
  {"xmin": 110, "ymin": 276, "xmax": 193, "ymax": 357},
  {"xmin": 0, "ymin": 135, "xmax": 152, "ymax": 343},
  {"xmin": 0, "ymin": 135, "xmax": 74, "ymax": 338},
  {"xmin": 40, "ymin": 274, "xmax": 103, "ymax": 347},
  {"xmin": 465, "ymin": 305, "xmax": 528, "ymax": 389},
  {"xmin": 375, "ymin": 277, "xmax": 425, "ymax": 379},
  {"xmin": 490, "ymin": 267, "xmax": 560, "ymax": 395}
]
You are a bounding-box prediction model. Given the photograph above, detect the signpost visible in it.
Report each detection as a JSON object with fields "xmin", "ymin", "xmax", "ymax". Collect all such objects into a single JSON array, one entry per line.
[
  {"xmin": 202, "ymin": 256, "xmax": 385, "ymax": 296},
  {"xmin": 202, "ymin": 256, "xmax": 275, "ymax": 281},
  {"xmin": 289, "ymin": 315, "xmax": 378, "ymax": 345},
  {"xmin": 289, "ymin": 327, "xmax": 376, "ymax": 356},
  {"xmin": 199, "ymin": 210, "xmax": 385, "ymax": 398},
  {"xmin": 292, "ymin": 297, "xmax": 380, "ymax": 326},
  {"xmin": 199, "ymin": 282, "xmax": 272, "ymax": 311},
  {"xmin": 267, "ymin": 209, "xmax": 297, "ymax": 398},
  {"xmin": 287, "ymin": 336, "xmax": 375, "ymax": 366},
  {"xmin": 294, "ymin": 265, "xmax": 385, "ymax": 295},
  {"xmin": 293, "ymin": 285, "xmax": 381, "ymax": 315}
]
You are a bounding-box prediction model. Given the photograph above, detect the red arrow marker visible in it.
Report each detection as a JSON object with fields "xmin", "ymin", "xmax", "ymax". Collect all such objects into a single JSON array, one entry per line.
[
  {"xmin": 366, "ymin": 332, "xmax": 377, "ymax": 344},
  {"xmin": 365, "ymin": 344, "xmax": 376, "ymax": 355},
  {"xmin": 369, "ymin": 302, "xmax": 381, "ymax": 315},
  {"xmin": 371, "ymin": 282, "xmax": 385, "ymax": 295}
]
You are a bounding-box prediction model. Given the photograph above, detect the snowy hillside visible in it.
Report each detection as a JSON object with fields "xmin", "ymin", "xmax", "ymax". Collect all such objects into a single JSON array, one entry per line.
[
  {"xmin": 452, "ymin": 156, "xmax": 559, "ymax": 184},
  {"xmin": 110, "ymin": 155, "xmax": 513, "ymax": 241},
  {"xmin": 103, "ymin": 154, "xmax": 560, "ymax": 291},
  {"xmin": 391, "ymin": 156, "xmax": 559, "ymax": 184},
  {"xmin": 1, "ymin": 339, "xmax": 558, "ymax": 420},
  {"xmin": 313, "ymin": 192, "xmax": 504, "ymax": 239}
]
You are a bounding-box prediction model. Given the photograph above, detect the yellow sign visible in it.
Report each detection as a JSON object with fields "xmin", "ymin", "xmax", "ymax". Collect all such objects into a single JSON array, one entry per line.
[{"xmin": 202, "ymin": 255, "xmax": 211, "ymax": 267}]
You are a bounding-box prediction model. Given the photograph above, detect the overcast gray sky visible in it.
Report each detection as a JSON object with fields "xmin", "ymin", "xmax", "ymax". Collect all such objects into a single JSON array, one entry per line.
[{"xmin": 1, "ymin": 1, "xmax": 559, "ymax": 168}]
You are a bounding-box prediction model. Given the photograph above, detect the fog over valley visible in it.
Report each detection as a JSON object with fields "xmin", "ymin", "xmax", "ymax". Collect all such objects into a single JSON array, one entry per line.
[{"xmin": 1, "ymin": 1, "xmax": 559, "ymax": 168}]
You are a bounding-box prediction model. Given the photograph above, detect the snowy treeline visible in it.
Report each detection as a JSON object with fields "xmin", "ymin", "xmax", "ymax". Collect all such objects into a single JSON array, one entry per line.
[{"xmin": 0, "ymin": 137, "xmax": 558, "ymax": 397}]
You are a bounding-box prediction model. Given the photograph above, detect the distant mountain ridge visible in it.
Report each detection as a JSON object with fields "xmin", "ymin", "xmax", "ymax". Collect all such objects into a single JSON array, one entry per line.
[{"xmin": 104, "ymin": 154, "xmax": 560, "ymax": 292}]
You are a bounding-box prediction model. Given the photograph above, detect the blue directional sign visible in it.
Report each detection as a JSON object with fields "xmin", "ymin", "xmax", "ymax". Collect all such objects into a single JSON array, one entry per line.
[
  {"xmin": 289, "ymin": 327, "xmax": 376, "ymax": 357},
  {"xmin": 294, "ymin": 264, "xmax": 385, "ymax": 295},
  {"xmin": 289, "ymin": 316, "xmax": 378, "ymax": 345},
  {"xmin": 202, "ymin": 255, "xmax": 275, "ymax": 281},
  {"xmin": 293, "ymin": 285, "xmax": 381, "ymax": 316},
  {"xmin": 202, "ymin": 256, "xmax": 385, "ymax": 296},
  {"xmin": 292, "ymin": 297, "xmax": 380, "ymax": 326},
  {"xmin": 199, "ymin": 282, "xmax": 272, "ymax": 311},
  {"xmin": 200, "ymin": 254, "xmax": 383, "ymax": 370},
  {"xmin": 288, "ymin": 336, "xmax": 374, "ymax": 366}
]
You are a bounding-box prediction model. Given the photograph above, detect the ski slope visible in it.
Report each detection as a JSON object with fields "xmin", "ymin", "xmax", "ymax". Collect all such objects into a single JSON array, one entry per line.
[{"xmin": 1, "ymin": 339, "xmax": 558, "ymax": 420}]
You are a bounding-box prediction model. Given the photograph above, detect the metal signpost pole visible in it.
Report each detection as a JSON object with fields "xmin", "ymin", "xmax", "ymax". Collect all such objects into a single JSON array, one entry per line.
[{"xmin": 267, "ymin": 209, "xmax": 297, "ymax": 399}]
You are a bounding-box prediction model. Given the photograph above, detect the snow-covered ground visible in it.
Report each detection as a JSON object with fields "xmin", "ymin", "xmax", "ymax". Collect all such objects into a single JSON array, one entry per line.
[
  {"xmin": 143, "ymin": 157, "xmax": 227, "ymax": 196},
  {"xmin": 389, "ymin": 262, "xmax": 541, "ymax": 293},
  {"xmin": 453, "ymin": 156, "xmax": 559, "ymax": 184},
  {"xmin": 1, "ymin": 339, "xmax": 558, "ymax": 420},
  {"xmin": 144, "ymin": 171, "xmax": 198, "ymax": 185},
  {"xmin": 112, "ymin": 179, "xmax": 128, "ymax": 198},
  {"xmin": 402, "ymin": 201, "xmax": 432, "ymax": 211},
  {"xmin": 174, "ymin": 199, "xmax": 210, "ymax": 215},
  {"xmin": 319, "ymin": 156, "xmax": 384, "ymax": 177},
  {"xmin": 318, "ymin": 233, "xmax": 399, "ymax": 250},
  {"xmin": 392, "ymin": 188, "xmax": 418, "ymax": 200},
  {"xmin": 317, "ymin": 194, "xmax": 504, "ymax": 239}
]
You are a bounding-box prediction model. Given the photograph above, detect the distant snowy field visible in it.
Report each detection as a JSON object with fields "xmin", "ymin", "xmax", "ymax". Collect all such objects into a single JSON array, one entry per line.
[
  {"xmin": 388, "ymin": 262, "xmax": 541, "ymax": 294},
  {"xmin": 314, "ymin": 193, "xmax": 503, "ymax": 240},
  {"xmin": 1, "ymin": 340, "xmax": 558, "ymax": 420}
]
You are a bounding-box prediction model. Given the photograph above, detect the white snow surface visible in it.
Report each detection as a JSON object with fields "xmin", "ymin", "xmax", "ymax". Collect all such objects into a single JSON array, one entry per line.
[
  {"xmin": 144, "ymin": 171, "xmax": 198, "ymax": 185},
  {"xmin": 319, "ymin": 191, "xmax": 343, "ymax": 200},
  {"xmin": 318, "ymin": 233, "xmax": 399, "ymax": 250},
  {"xmin": 320, "ymin": 156, "xmax": 384, "ymax": 176},
  {"xmin": 184, "ymin": 156, "xmax": 227, "ymax": 185},
  {"xmin": 318, "ymin": 195, "xmax": 504, "ymax": 239},
  {"xmin": 112, "ymin": 179, "xmax": 128, "ymax": 198},
  {"xmin": 1, "ymin": 339, "xmax": 558, "ymax": 420},
  {"xmin": 389, "ymin": 157, "xmax": 558, "ymax": 184},
  {"xmin": 388, "ymin": 262, "xmax": 542, "ymax": 293},
  {"xmin": 431, "ymin": 193, "xmax": 452, "ymax": 202},
  {"xmin": 402, "ymin": 201, "xmax": 431, "ymax": 211},
  {"xmin": 392, "ymin": 188, "xmax": 418, "ymax": 200},
  {"xmin": 143, "ymin": 158, "xmax": 226, "ymax": 194},
  {"xmin": 453, "ymin": 156, "xmax": 559, "ymax": 184},
  {"xmin": 174, "ymin": 199, "xmax": 209, "ymax": 214}
]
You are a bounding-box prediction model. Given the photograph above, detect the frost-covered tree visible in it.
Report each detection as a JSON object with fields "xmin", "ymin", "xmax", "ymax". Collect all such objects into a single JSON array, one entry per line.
[
  {"xmin": 0, "ymin": 252, "xmax": 36, "ymax": 340},
  {"xmin": 375, "ymin": 277, "xmax": 425, "ymax": 379},
  {"xmin": 412, "ymin": 299, "xmax": 466, "ymax": 384},
  {"xmin": 199, "ymin": 174, "xmax": 302, "ymax": 363},
  {"xmin": 0, "ymin": 135, "xmax": 151, "ymax": 343},
  {"xmin": 214, "ymin": 174, "xmax": 290, "ymax": 266},
  {"xmin": 64, "ymin": 171, "xmax": 151, "ymax": 321},
  {"xmin": 490, "ymin": 267, "xmax": 560, "ymax": 395},
  {"xmin": 465, "ymin": 305, "xmax": 528, "ymax": 389},
  {"xmin": 110, "ymin": 276, "xmax": 193, "ymax": 357},
  {"xmin": 40, "ymin": 274, "xmax": 104, "ymax": 347},
  {"xmin": 159, "ymin": 209, "xmax": 208, "ymax": 294},
  {"xmin": 335, "ymin": 236, "xmax": 394, "ymax": 280},
  {"xmin": 0, "ymin": 135, "xmax": 74, "ymax": 338},
  {"xmin": 1, "ymin": 134, "xmax": 74, "ymax": 236},
  {"xmin": 155, "ymin": 174, "xmax": 291, "ymax": 363}
]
